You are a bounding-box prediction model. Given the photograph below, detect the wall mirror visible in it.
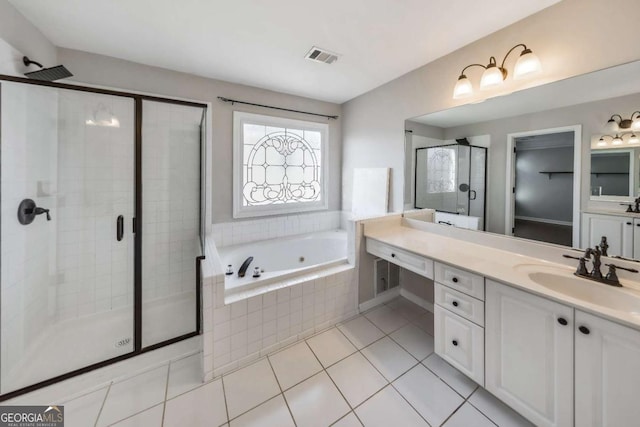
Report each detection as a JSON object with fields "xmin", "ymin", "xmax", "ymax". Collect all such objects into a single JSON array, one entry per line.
[{"xmin": 404, "ymin": 59, "xmax": 640, "ymax": 258}]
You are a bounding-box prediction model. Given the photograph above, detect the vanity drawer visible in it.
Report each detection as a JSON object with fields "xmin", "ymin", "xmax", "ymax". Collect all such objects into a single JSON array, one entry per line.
[
  {"xmin": 366, "ymin": 239, "xmax": 434, "ymax": 279},
  {"xmin": 435, "ymin": 305, "xmax": 484, "ymax": 386},
  {"xmin": 435, "ymin": 262, "xmax": 484, "ymax": 300},
  {"xmin": 435, "ymin": 283, "xmax": 484, "ymax": 326}
]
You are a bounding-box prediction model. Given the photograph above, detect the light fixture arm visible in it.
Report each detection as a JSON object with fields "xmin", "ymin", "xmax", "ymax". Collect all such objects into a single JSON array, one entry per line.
[
  {"xmin": 458, "ymin": 63, "xmax": 487, "ymax": 77},
  {"xmin": 499, "ymin": 43, "xmax": 528, "ymax": 70},
  {"xmin": 609, "ymin": 114, "xmax": 623, "ymax": 124},
  {"xmin": 632, "ymin": 111, "xmax": 640, "ymax": 120}
]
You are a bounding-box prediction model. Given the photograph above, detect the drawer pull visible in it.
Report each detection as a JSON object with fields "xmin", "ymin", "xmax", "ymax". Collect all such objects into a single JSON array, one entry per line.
[
  {"xmin": 557, "ymin": 317, "xmax": 568, "ymax": 326},
  {"xmin": 452, "ymin": 301, "xmax": 459, "ymax": 307},
  {"xmin": 452, "ymin": 340, "xmax": 458, "ymax": 346},
  {"xmin": 391, "ymin": 253, "xmax": 396, "ymax": 258},
  {"xmin": 579, "ymin": 326, "xmax": 590, "ymax": 335},
  {"xmin": 452, "ymin": 277, "xmax": 459, "ymax": 283}
]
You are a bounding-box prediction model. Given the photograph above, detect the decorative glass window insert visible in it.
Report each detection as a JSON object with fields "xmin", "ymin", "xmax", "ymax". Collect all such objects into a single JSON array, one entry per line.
[
  {"xmin": 233, "ymin": 112, "xmax": 328, "ymax": 218},
  {"xmin": 426, "ymin": 147, "xmax": 456, "ymax": 193}
]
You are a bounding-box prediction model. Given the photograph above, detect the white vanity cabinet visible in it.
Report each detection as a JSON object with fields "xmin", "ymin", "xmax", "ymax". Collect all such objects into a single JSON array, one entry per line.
[
  {"xmin": 581, "ymin": 212, "xmax": 633, "ymax": 258},
  {"xmin": 434, "ymin": 262, "xmax": 485, "ymax": 385},
  {"xmin": 633, "ymin": 217, "xmax": 640, "ymax": 257},
  {"xmin": 485, "ymin": 280, "xmax": 574, "ymax": 427},
  {"xmin": 575, "ymin": 310, "xmax": 640, "ymax": 427}
]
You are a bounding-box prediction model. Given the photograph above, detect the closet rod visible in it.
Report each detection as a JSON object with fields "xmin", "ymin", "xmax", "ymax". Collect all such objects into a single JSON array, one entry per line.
[{"xmin": 217, "ymin": 96, "xmax": 338, "ymax": 120}]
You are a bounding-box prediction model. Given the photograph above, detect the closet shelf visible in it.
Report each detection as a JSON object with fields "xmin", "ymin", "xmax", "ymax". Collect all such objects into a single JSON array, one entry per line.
[{"xmin": 539, "ymin": 171, "xmax": 573, "ymax": 179}]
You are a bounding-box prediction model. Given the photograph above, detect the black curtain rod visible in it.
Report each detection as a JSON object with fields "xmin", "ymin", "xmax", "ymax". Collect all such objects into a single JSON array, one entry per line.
[{"xmin": 217, "ymin": 96, "xmax": 338, "ymax": 120}]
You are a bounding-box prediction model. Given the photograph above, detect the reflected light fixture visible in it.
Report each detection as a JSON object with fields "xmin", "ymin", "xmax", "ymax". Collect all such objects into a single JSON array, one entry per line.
[
  {"xmin": 597, "ymin": 132, "xmax": 638, "ymax": 147},
  {"xmin": 453, "ymin": 44, "xmax": 541, "ymax": 99},
  {"xmin": 86, "ymin": 104, "xmax": 120, "ymax": 128},
  {"xmin": 605, "ymin": 111, "xmax": 640, "ymax": 133}
]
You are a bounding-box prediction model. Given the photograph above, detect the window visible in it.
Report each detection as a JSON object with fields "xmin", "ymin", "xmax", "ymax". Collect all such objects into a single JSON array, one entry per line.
[
  {"xmin": 233, "ymin": 112, "xmax": 328, "ymax": 218},
  {"xmin": 426, "ymin": 146, "xmax": 456, "ymax": 193}
]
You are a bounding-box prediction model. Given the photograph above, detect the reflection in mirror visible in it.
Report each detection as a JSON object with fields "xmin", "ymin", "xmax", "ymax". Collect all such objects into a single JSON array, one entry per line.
[
  {"xmin": 414, "ymin": 142, "xmax": 487, "ymax": 230},
  {"xmin": 404, "ymin": 60, "xmax": 640, "ymax": 259},
  {"xmin": 589, "ymin": 143, "xmax": 638, "ymax": 201}
]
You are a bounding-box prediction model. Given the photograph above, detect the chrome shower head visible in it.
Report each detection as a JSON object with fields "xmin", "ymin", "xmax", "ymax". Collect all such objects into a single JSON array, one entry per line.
[{"xmin": 23, "ymin": 56, "xmax": 73, "ymax": 82}]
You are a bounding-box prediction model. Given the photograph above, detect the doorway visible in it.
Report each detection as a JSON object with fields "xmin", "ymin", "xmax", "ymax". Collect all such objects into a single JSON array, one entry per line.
[{"xmin": 506, "ymin": 126, "xmax": 582, "ymax": 247}]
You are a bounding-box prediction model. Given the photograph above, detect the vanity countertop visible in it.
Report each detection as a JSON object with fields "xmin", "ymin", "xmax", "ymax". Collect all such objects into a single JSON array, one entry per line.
[
  {"xmin": 364, "ymin": 223, "xmax": 640, "ymax": 330},
  {"xmin": 583, "ymin": 209, "xmax": 640, "ymax": 218}
]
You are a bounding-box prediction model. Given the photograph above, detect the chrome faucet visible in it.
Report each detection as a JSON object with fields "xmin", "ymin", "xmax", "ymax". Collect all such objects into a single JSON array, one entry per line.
[{"xmin": 238, "ymin": 256, "xmax": 254, "ymax": 278}]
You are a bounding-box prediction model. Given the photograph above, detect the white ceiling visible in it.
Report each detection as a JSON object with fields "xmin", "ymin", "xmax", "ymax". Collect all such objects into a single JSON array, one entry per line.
[{"xmin": 9, "ymin": 0, "xmax": 560, "ymax": 103}]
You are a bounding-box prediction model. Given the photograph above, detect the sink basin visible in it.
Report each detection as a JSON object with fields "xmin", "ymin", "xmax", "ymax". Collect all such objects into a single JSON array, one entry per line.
[{"xmin": 520, "ymin": 265, "xmax": 640, "ymax": 315}]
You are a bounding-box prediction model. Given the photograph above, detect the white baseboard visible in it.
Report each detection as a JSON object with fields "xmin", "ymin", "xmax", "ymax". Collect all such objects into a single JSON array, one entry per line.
[
  {"xmin": 515, "ymin": 215, "xmax": 572, "ymax": 227},
  {"xmin": 359, "ymin": 287, "xmax": 400, "ymax": 312},
  {"xmin": 399, "ymin": 288, "xmax": 434, "ymax": 313}
]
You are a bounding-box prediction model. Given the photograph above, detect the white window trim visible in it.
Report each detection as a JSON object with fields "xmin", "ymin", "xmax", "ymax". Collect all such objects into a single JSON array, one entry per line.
[{"xmin": 233, "ymin": 111, "xmax": 329, "ymax": 218}]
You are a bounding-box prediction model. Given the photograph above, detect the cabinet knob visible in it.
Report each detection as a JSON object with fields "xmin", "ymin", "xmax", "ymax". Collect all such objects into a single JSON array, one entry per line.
[
  {"xmin": 452, "ymin": 301, "xmax": 459, "ymax": 307},
  {"xmin": 452, "ymin": 340, "xmax": 458, "ymax": 346},
  {"xmin": 627, "ymin": 222, "xmax": 633, "ymax": 225},
  {"xmin": 579, "ymin": 326, "xmax": 590, "ymax": 335},
  {"xmin": 391, "ymin": 253, "xmax": 396, "ymax": 258},
  {"xmin": 557, "ymin": 317, "xmax": 568, "ymax": 326},
  {"xmin": 452, "ymin": 277, "xmax": 459, "ymax": 283}
]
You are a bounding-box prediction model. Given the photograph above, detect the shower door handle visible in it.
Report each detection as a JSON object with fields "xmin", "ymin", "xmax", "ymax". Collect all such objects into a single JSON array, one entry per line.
[
  {"xmin": 469, "ymin": 190, "xmax": 477, "ymax": 200},
  {"xmin": 116, "ymin": 215, "xmax": 124, "ymax": 241}
]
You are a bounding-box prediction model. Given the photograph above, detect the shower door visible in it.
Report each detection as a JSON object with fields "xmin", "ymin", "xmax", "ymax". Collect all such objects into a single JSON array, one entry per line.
[
  {"xmin": 0, "ymin": 82, "xmax": 135, "ymax": 394},
  {"xmin": 140, "ymin": 100, "xmax": 205, "ymax": 347}
]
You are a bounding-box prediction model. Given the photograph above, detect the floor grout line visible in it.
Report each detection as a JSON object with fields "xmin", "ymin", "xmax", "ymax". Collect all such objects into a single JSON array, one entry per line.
[
  {"xmin": 265, "ymin": 354, "xmax": 297, "ymax": 427},
  {"xmin": 219, "ymin": 374, "xmax": 230, "ymax": 425},
  {"xmin": 160, "ymin": 362, "xmax": 171, "ymax": 427},
  {"xmin": 93, "ymin": 381, "xmax": 112, "ymax": 427}
]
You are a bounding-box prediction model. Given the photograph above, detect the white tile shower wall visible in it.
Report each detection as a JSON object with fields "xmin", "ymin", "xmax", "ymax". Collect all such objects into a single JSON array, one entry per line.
[
  {"xmin": 55, "ymin": 91, "xmax": 136, "ymax": 322},
  {"xmin": 211, "ymin": 211, "xmax": 341, "ymax": 247},
  {"xmin": 141, "ymin": 101, "xmax": 202, "ymax": 307},
  {"xmin": 1, "ymin": 83, "xmax": 58, "ymax": 385}
]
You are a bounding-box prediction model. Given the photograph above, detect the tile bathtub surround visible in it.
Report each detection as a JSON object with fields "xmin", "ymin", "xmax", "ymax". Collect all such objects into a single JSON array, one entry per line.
[
  {"xmin": 211, "ymin": 210, "xmax": 341, "ymax": 247},
  {"xmin": 205, "ymin": 266, "xmax": 359, "ymax": 380},
  {"xmin": 51, "ymin": 297, "xmax": 534, "ymax": 426}
]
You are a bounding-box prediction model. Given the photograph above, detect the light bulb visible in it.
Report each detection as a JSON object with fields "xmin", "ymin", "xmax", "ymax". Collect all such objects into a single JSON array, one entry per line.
[
  {"xmin": 597, "ymin": 137, "xmax": 607, "ymax": 147},
  {"xmin": 480, "ymin": 65, "xmax": 504, "ymax": 90},
  {"xmin": 605, "ymin": 118, "xmax": 620, "ymax": 133},
  {"xmin": 629, "ymin": 134, "xmax": 639, "ymax": 144},
  {"xmin": 453, "ymin": 75, "xmax": 473, "ymax": 99},
  {"xmin": 514, "ymin": 49, "xmax": 542, "ymax": 79},
  {"xmin": 632, "ymin": 116, "xmax": 640, "ymax": 131},
  {"xmin": 612, "ymin": 135, "xmax": 623, "ymax": 145}
]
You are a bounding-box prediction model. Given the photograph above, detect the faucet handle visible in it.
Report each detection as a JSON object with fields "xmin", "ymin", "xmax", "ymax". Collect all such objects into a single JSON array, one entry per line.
[
  {"xmin": 563, "ymin": 254, "xmax": 589, "ymax": 276},
  {"xmin": 605, "ymin": 263, "xmax": 639, "ymax": 274}
]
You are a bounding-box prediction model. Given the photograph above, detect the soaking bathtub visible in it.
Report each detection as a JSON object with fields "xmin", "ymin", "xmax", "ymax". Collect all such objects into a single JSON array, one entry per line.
[{"xmin": 218, "ymin": 229, "xmax": 348, "ymax": 296}]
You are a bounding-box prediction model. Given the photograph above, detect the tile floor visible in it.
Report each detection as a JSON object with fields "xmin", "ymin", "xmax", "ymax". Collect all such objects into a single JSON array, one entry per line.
[{"xmin": 38, "ymin": 297, "xmax": 535, "ymax": 426}]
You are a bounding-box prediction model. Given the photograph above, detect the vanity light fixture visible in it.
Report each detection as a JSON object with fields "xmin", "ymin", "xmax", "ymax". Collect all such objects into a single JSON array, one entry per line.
[
  {"xmin": 597, "ymin": 132, "xmax": 639, "ymax": 146},
  {"xmin": 453, "ymin": 44, "xmax": 542, "ymax": 99},
  {"xmin": 605, "ymin": 111, "xmax": 640, "ymax": 133}
]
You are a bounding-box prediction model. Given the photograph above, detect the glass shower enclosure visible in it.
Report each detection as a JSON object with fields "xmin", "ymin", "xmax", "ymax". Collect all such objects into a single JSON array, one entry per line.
[
  {"xmin": 414, "ymin": 143, "xmax": 487, "ymax": 229},
  {"xmin": 0, "ymin": 79, "xmax": 207, "ymax": 397}
]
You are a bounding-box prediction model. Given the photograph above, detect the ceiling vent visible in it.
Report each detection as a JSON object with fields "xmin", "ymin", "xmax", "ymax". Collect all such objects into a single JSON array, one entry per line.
[{"xmin": 305, "ymin": 46, "xmax": 339, "ymax": 64}]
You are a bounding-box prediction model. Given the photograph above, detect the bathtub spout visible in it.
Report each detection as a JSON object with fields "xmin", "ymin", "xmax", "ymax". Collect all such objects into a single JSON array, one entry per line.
[{"xmin": 238, "ymin": 256, "xmax": 254, "ymax": 278}]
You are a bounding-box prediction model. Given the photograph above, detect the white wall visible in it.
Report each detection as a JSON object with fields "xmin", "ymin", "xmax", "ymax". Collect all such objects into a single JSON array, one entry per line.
[
  {"xmin": 56, "ymin": 49, "xmax": 342, "ymax": 224},
  {"xmin": 342, "ymin": 0, "xmax": 640, "ymax": 218}
]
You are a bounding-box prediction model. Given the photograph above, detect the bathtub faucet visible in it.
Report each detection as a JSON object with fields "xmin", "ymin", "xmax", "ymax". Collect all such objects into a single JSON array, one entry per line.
[{"xmin": 238, "ymin": 256, "xmax": 254, "ymax": 278}]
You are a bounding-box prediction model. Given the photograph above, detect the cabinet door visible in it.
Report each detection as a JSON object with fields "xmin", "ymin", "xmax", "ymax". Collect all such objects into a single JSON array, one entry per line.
[
  {"xmin": 434, "ymin": 305, "xmax": 484, "ymax": 385},
  {"xmin": 485, "ymin": 281, "xmax": 573, "ymax": 427},
  {"xmin": 634, "ymin": 218, "xmax": 640, "ymax": 258},
  {"xmin": 582, "ymin": 213, "xmax": 633, "ymax": 258},
  {"xmin": 575, "ymin": 310, "xmax": 640, "ymax": 427}
]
